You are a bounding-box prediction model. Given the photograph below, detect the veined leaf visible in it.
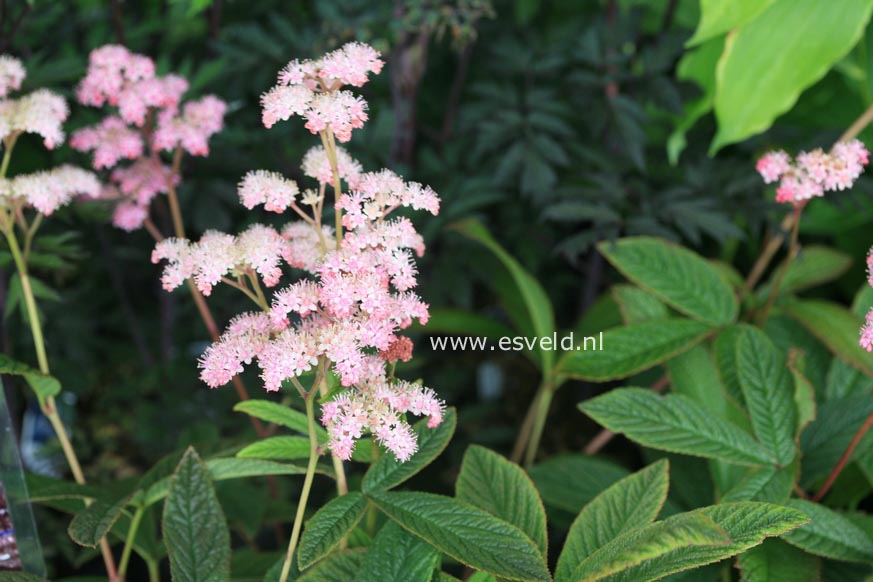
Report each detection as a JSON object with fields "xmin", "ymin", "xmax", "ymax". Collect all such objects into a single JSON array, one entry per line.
[
  {"xmin": 354, "ymin": 521, "xmax": 439, "ymax": 582},
  {"xmin": 799, "ymin": 396, "xmax": 873, "ymax": 487},
  {"xmin": 667, "ymin": 344, "xmax": 730, "ymax": 418},
  {"xmin": 554, "ymin": 460, "xmax": 669, "ymax": 582},
  {"xmin": 237, "ymin": 436, "xmax": 310, "ymax": 461},
  {"xmin": 233, "ymin": 400, "xmax": 329, "ymax": 441},
  {"xmin": 713, "ymin": 325, "xmax": 746, "ymax": 404},
  {"xmin": 298, "ymin": 493, "xmax": 368, "ymax": 570},
  {"xmin": 784, "ymin": 300, "xmax": 873, "ymax": 376},
  {"xmin": 297, "ymin": 549, "xmax": 367, "ymax": 582},
  {"xmin": 721, "ymin": 466, "xmax": 793, "ymax": 504},
  {"xmin": 687, "ymin": 0, "xmax": 775, "ymax": 46},
  {"xmin": 736, "ymin": 326, "xmax": 797, "ymax": 466},
  {"xmin": 529, "ymin": 455, "xmax": 629, "ymax": 514},
  {"xmin": 612, "ymin": 285, "xmax": 668, "ymax": 325},
  {"xmin": 362, "ymin": 408, "xmax": 456, "ymax": 493},
  {"xmin": 368, "ymin": 491, "xmax": 550, "ymax": 582},
  {"xmin": 557, "ymin": 319, "xmax": 713, "ymax": 382},
  {"xmin": 738, "ymin": 539, "xmax": 820, "ymax": 582},
  {"xmin": 579, "ymin": 388, "xmax": 773, "ymax": 465},
  {"xmin": 162, "ymin": 448, "xmax": 231, "ymax": 582},
  {"xmin": 788, "ymin": 353, "xmax": 817, "ymax": 437},
  {"xmin": 782, "ymin": 499, "xmax": 873, "ymax": 563},
  {"xmin": 68, "ymin": 493, "xmax": 133, "ymax": 548},
  {"xmin": 597, "ymin": 237, "xmax": 738, "ymax": 325}
]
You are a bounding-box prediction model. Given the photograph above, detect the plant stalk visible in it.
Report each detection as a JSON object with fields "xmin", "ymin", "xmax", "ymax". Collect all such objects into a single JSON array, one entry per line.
[{"xmin": 118, "ymin": 505, "xmax": 145, "ymax": 580}]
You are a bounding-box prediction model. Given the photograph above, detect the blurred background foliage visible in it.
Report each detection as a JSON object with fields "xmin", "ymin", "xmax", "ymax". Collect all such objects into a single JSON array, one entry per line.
[{"xmin": 4, "ymin": 0, "xmax": 873, "ymax": 577}]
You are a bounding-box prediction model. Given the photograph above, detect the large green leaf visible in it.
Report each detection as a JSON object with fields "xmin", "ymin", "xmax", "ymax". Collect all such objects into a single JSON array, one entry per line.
[
  {"xmin": 236, "ymin": 436, "xmax": 310, "ymax": 461},
  {"xmin": 362, "ymin": 408, "xmax": 456, "ymax": 493},
  {"xmin": 570, "ymin": 511, "xmax": 730, "ymax": 582},
  {"xmin": 558, "ymin": 319, "xmax": 713, "ymax": 382},
  {"xmin": 456, "ymin": 445, "xmax": 548, "ymax": 557},
  {"xmin": 354, "ymin": 521, "xmax": 439, "ymax": 582},
  {"xmin": 784, "ymin": 300, "xmax": 873, "ymax": 376},
  {"xmin": 579, "ymin": 388, "xmax": 774, "ymax": 465},
  {"xmin": 597, "ymin": 237, "xmax": 738, "ymax": 325},
  {"xmin": 736, "ymin": 326, "xmax": 797, "ymax": 467},
  {"xmin": 297, "ymin": 549, "xmax": 367, "ymax": 582},
  {"xmin": 368, "ymin": 491, "xmax": 550, "ymax": 582},
  {"xmin": 451, "ymin": 218, "xmax": 555, "ymax": 371},
  {"xmin": 687, "ymin": 0, "xmax": 775, "ymax": 46},
  {"xmin": 782, "ymin": 499, "xmax": 873, "ymax": 563},
  {"xmin": 162, "ymin": 448, "xmax": 231, "ymax": 582},
  {"xmin": 233, "ymin": 400, "xmax": 328, "ymax": 441},
  {"xmin": 528, "ymin": 455, "xmax": 629, "ymax": 514},
  {"xmin": 738, "ymin": 539, "xmax": 820, "ymax": 582},
  {"xmin": 712, "ymin": 0, "xmax": 873, "ymax": 150},
  {"xmin": 298, "ymin": 493, "xmax": 369, "ymax": 570},
  {"xmin": 68, "ymin": 493, "xmax": 132, "ymax": 548},
  {"xmin": 582, "ymin": 502, "xmax": 808, "ymax": 582},
  {"xmin": 555, "ymin": 460, "xmax": 669, "ymax": 582}
]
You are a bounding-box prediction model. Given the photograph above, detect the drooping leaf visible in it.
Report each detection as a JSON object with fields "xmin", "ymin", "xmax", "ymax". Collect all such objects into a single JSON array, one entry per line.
[
  {"xmin": 579, "ymin": 388, "xmax": 774, "ymax": 465},
  {"xmin": 736, "ymin": 326, "xmax": 797, "ymax": 466},
  {"xmin": 784, "ymin": 300, "xmax": 873, "ymax": 376},
  {"xmin": 162, "ymin": 448, "xmax": 231, "ymax": 582},
  {"xmin": 367, "ymin": 491, "xmax": 551, "ymax": 582},
  {"xmin": 68, "ymin": 493, "xmax": 133, "ymax": 548},
  {"xmin": 362, "ymin": 408, "xmax": 456, "ymax": 493},
  {"xmin": 597, "ymin": 237, "xmax": 738, "ymax": 325},
  {"xmin": 554, "ymin": 460, "xmax": 669, "ymax": 582},
  {"xmin": 712, "ymin": 0, "xmax": 873, "ymax": 150},
  {"xmin": 354, "ymin": 521, "xmax": 439, "ymax": 582},
  {"xmin": 236, "ymin": 436, "xmax": 310, "ymax": 461},
  {"xmin": 528, "ymin": 455, "xmax": 630, "ymax": 514},
  {"xmin": 737, "ymin": 539, "xmax": 820, "ymax": 582},
  {"xmin": 456, "ymin": 445, "xmax": 548, "ymax": 557},
  {"xmin": 298, "ymin": 493, "xmax": 369, "ymax": 570},
  {"xmin": 782, "ymin": 499, "xmax": 873, "ymax": 563},
  {"xmin": 558, "ymin": 319, "xmax": 713, "ymax": 382}
]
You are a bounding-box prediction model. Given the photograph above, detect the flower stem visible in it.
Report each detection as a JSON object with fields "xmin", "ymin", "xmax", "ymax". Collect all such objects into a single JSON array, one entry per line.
[
  {"xmin": 279, "ymin": 394, "xmax": 320, "ymax": 582},
  {"xmin": 118, "ymin": 505, "xmax": 145, "ymax": 581},
  {"xmin": 166, "ymin": 148, "xmax": 186, "ymax": 239},
  {"xmin": 320, "ymin": 130, "xmax": 343, "ymax": 246},
  {"xmin": 813, "ymin": 412, "xmax": 873, "ymax": 502},
  {"xmin": 756, "ymin": 203, "xmax": 803, "ymax": 325},
  {"xmin": 317, "ymin": 375, "xmax": 348, "ymax": 498},
  {"xmin": 510, "ymin": 388, "xmax": 542, "ymax": 464},
  {"xmin": 523, "ymin": 382, "xmax": 554, "ymax": 467}
]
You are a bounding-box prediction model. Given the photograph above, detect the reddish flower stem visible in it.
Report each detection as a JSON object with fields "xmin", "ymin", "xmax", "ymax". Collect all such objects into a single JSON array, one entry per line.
[{"xmin": 813, "ymin": 412, "xmax": 873, "ymax": 502}]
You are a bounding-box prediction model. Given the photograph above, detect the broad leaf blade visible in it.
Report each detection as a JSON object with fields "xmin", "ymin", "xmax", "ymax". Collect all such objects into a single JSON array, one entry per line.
[
  {"xmin": 737, "ymin": 539, "xmax": 820, "ymax": 582},
  {"xmin": 782, "ymin": 499, "xmax": 873, "ymax": 563},
  {"xmin": 237, "ymin": 436, "xmax": 310, "ymax": 461},
  {"xmin": 298, "ymin": 492, "xmax": 368, "ymax": 570},
  {"xmin": 354, "ymin": 521, "xmax": 439, "ymax": 582},
  {"xmin": 528, "ymin": 455, "xmax": 629, "ymax": 514},
  {"xmin": 233, "ymin": 400, "xmax": 328, "ymax": 441}
]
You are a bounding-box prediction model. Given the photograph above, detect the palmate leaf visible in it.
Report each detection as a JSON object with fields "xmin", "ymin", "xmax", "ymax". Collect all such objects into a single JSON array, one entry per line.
[
  {"xmin": 782, "ymin": 499, "xmax": 873, "ymax": 563},
  {"xmin": 298, "ymin": 493, "xmax": 369, "ymax": 570},
  {"xmin": 736, "ymin": 326, "xmax": 797, "ymax": 467},
  {"xmin": 597, "ymin": 237, "xmax": 738, "ymax": 326},
  {"xmin": 367, "ymin": 491, "xmax": 550, "ymax": 582},
  {"xmin": 557, "ymin": 319, "xmax": 714, "ymax": 382},
  {"xmin": 554, "ymin": 460, "xmax": 669, "ymax": 582},
  {"xmin": 354, "ymin": 521, "xmax": 439, "ymax": 582},
  {"xmin": 738, "ymin": 539, "xmax": 821, "ymax": 582},
  {"xmin": 579, "ymin": 388, "xmax": 774, "ymax": 465}
]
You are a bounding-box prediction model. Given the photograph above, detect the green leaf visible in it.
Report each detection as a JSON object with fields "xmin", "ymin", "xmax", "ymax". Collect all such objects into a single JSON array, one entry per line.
[
  {"xmin": 570, "ymin": 511, "xmax": 730, "ymax": 582},
  {"xmin": 713, "ymin": 325, "xmax": 746, "ymax": 404},
  {"xmin": 581, "ymin": 502, "xmax": 808, "ymax": 582},
  {"xmin": 788, "ymin": 353, "xmax": 817, "ymax": 437},
  {"xmin": 451, "ymin": 218, "xmax": 555, "ymax": 371},
  {"xmin": 738, "ymin": 539, "xmax": 820, "ymax": 582},
  {"xmin": 758, "ymin": 246, "xmax": 852, "ymax": 297},
  {"xmin": 355, "ymin": 521, "xmax": 439, "ymax": 582},
  {"xmin": 298, "ymin": 493, "xmax": 369, "ymax": 570},
  {"xmin": 236, "ymin": 436, "xmax": 310, "ymax": 461},
  {"xmin": 667, "ymin": 344, "xmax": 731, "ymax": 418},
  {"xmin": 736, "ymin": 326, "xmax": 797, "ymax": 466},
  {"xmin": 712, "ymin": 0, "xmax": 873, "ymax": 150},
  {"xmin": 368, "ymin": 491, "xmax": 551, "ymax": 582},
  {"xmin": 528, "ymin": 455, "xmax": 629, "ymax": 514},
  {"xmin": 0, "ymin": 574, "xmax": 49, "ymax": 582},
  {"xmin": 233, "ymin": 400, "xmax": 328, "ymax": 441},
  {"xmin": 800, "ymin": 396, "xmax": 873, "ymax": 487},
  {"xmin": 297, "ymin": 549, "xmax": 367, "ymax": 582},
  {"xmin": 721, "ymin": 466, "xmax": 793, "ymax": 503},
  {"xmin": 597, "ymin": 237, "xmax": 738, "ymax": 325},
  {"xmin": 0, "ymin": 353, "xmax": 61, "ymax": 405},
  {"xmin": 782, "ymin": 499, "xmax": 873, "ymax": 563},
  {"xmin": 555, "ymin": 460, "xmax": 669, "ymax": 582},
  {"xmin": 687, "ymin": 0, "xmax": 775, "ymax": 46},
  {"xmin": 784, "ymin": 300, "xmax": 873, "ymax": 376},
  {"xmin": 557, "ymin": 319, "xmax": 713, "ymax": 382},
  {"xmin": 456, "ymin": 445, "xmax": 548, "ymax": 556},
  {"xmin": 68, "ymin": 492, "xmax": 132, "ymax": 548},
  {"xmin": 362, "ymin": 408, "xmax": 456, "ymax": 493},
  {"xmin": 612, "ymin": 285, "xmax": 668, "ymax": 325},
  {"xmin": 162, "ymin": 448, "xmax": 231, "ymax": 582},
  {"xmin": 579, "ymin": 388, "xmax": 774, "ymax": 465}
]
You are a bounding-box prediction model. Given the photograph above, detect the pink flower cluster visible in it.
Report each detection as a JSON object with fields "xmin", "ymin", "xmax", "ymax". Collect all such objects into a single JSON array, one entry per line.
[
  {"xmin": 0, "ymin": 60, "xmax": 69, "ymax": 149},
  {"xmin": 861, "ymin": 250, "xmax": 873, "ymax": 352},
  {"xmin": 757, "ymin": 140, "xmax": 870, "ymax": 204},
  {"xmin": 0, "ymin": 165, "xmax": 100, "ymax": 215},
  {"xmin": 301, "ymin": 145, "xmax": 362, "ymax": 188},
  {"xmin": 73, "ymin": 45, "xmax": 226, "ymax": 231},
  {"xmin": 260, "ymin": 42, "xmax": 382, "ymax": 141},
  {"xmin": 0, "ymin": 55, "xmax": 25, "ymax": 98}
]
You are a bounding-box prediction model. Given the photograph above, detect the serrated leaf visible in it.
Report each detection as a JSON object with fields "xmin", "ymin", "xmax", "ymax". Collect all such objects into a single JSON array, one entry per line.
[
  {"xmin": 784, "ymin": 300, "xmax": 873, "ymax": 376},
  {"xmin": 362, "ymin": 408, "xmax": 456, "ymax": 493},
  {"xmin": 714, "ymin": 325, "xmax": 746, "ymax": 404},
  {"xmin": 712, "ymin": 0, "xmax": 873, "ymax": 150},
  {"xmin": 687, "ymin": 0, "xmax": 775, "ymax": 46},
  {"xmin": 612, "ymin": 285, "xmax": 668, "ymax": 325},
  {"xmin": 456, "ymin": 445, "xmax": 548, "ymax": 557},
  {"xmin": 528, "ymin": 455, "xmax": 629, "ymax": 514},
  {"xmin": 237, "ymin": 436, "xmax": 310, "ymax": 461},
  {"xmin": 233, "ymin": 400, "xmax": 328, "ymax": 441},
  {"xmin": 0, "ymin": 353, "xmax": 61, "ymax": 404},
  {"xmin": 297, "ymin": 548, "xmax": 367, "ymax": 582},
  {"xmin": 570, "ymin": 512, "xmax": 730, "ymax": 582},
  {"xmin": 555, "ymin": 460, "xmax": 669, "ymax": 582},
  {"xmin": 736, "ymin": 326, "xmax": 797, "ymax": 466},
  {"xmin": 721, "ymin": 466, "xmax": 793, "ymax": 503},
  {"xmin": 579, "ymin": 388, "xmax": 774, "ymax": 465},
  {"xmin": 354, "ymin": 521, "xmax": 439, "ymax": 582},
  {"xmin": 799, "ymin": 396, "xmax": 873, "ymax": 487},
  {"xmin": 782, "ymin": 499, "xmax": 873, "ymax": 563},
  {"xmin": 738, "ymin": 539, "xmax": 820, "ymax": 582},
  {"xmin": 368, "ymin": 491, "xmax": 550, "ymax": 582},
  {"xmin": 597, "ymin": 237, "xmax": 738, "ymax": 325},
  {"xmin": 298, "ymin": 493, "xmax": 368, "ymax": 570},
  {"xmin": 162, "ymin": 448, "xmax": 231, "ymax": 582},
  {"xmin": 68, "ymin": 492, "xmax": 132, "ymax": 548},
  {"xmin": 557, "ymin": 319, "xmax": 713, "ymax": 382}
]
